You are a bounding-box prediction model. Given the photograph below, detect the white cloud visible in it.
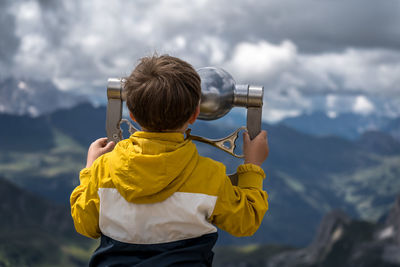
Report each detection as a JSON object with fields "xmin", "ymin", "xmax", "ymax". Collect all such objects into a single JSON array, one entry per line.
[
  {"xmin": 300, "ymin": 48, "xmax": 400, "ymax": 96},
  {"xmin": 264, "ymin": 109, "xmax": 302, "ymax": 123},
  {"xmin": 326, "ymin": 94, "xmax": 337, "ymax": 109},
  {"xmin": 225, "ymin": 40, "xmax": 297, "ymax": 83},
  {"xmin": 224, "ymin": 40, "xmax": 400, "ymax": 97},
  {"xmin": 219, "ymin": 40, "xmax": 400, "ymax": 120},
  {"xmin": 353, "ymin": 95, "xmax": 375, "ymax": 115},
  {"xmin": 327, "ymin": 111, "xmax": 337, "ymax": 119},
  {"xmin": 18, "ymin": 1, "xmax": 40, "ymax": 21},
  {"xmin": 195, "ymin": 36, "xmax": 227, "ymax": 65}
]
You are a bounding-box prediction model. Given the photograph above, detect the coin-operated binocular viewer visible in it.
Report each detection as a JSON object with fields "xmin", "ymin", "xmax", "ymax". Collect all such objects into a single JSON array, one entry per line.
[{"xmin": 106, "ymin": 67, "xmax": 264, "ymax": 159}]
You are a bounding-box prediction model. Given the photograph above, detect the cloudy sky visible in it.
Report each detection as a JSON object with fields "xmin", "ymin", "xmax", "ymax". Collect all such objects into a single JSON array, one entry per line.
[{"xmin": 1, "ymin": 0, "xmax": 400, "ymax": 121}]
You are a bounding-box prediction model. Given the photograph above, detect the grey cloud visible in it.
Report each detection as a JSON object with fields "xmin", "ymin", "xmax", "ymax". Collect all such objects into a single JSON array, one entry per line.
[
  {"xmin": 33, "ymin": 1, "xmax": 72, "ymax": 46},
  {"xmin": 36, "ymin": 0, "xmax": 62, "ymax": 9},
  {"xmin": 216, "ymin": 0, "xmax": 400, "ymax": 53},
  {"xmin": 122, "ymin": 0, "xmax": 400, "ymax": 61},
  {"xmin": 0, "ymin": 1, "xmax": 20, "ymax": 65},
  {"xmin": 2, "ymin": 0, "xmax": 399, "ymax": 119}
]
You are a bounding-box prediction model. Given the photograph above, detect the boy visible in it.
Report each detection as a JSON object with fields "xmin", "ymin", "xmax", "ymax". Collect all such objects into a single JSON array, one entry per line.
[{"xmin": 70, "ymin": 55, "xmax": 269, "ymax": 266}]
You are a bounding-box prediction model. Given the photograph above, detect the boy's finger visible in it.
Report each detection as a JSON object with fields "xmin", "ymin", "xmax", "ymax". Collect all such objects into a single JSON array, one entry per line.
[
  {"xmin": 103, "ymin": 141, "xmax": 115, "ymax": 152},
  {"xmin": 243, "ymin": 131, "xmax": 250, "ymax": 144},
  {"xmin": 255, "ymin": 130, "xmax": 267, "ymax": 139},
  {"xmin": 94, "ymin": 138, "xmax": 104, "ymax": 144},
  {"xmin": 94, "ymin": 137, "xmax": 108, "ymax": 147}
]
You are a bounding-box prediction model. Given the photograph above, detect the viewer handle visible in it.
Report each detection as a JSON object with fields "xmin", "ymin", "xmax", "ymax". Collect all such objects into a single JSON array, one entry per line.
[{"xmin": 247, "ymin": 107, "xmax": 262, "ymax": 140}]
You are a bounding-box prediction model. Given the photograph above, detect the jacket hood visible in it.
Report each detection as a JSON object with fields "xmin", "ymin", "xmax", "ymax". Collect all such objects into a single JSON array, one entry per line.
[{"xmin": 108, "ymin": 131, "xmax": 198, "ymax": 204}]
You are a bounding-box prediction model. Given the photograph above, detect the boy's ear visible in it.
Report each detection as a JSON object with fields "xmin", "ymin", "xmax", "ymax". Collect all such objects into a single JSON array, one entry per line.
[
  {"xmin": 188, "ymin": 105, "xmax": 200, "ymax": 124},
  {"xmin": 129, "ymin": 112, "xmax": 137, "ymax": 122}
]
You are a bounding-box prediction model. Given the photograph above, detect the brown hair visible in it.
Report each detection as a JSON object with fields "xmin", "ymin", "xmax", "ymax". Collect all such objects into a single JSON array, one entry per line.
[{"xmin": 125, "ymin": 55, "xmax": 201, "ymax": 131}]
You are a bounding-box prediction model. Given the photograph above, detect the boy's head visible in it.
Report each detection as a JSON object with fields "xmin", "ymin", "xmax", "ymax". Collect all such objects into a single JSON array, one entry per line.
[{"xmin": 125, "ymin": 55, "xmax": 201, "ymax": 132}]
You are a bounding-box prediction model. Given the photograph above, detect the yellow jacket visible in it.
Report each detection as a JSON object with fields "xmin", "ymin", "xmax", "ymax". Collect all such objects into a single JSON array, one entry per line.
[{"xmin": 70, "ymin": 131, "xmax": 268, "ymax": 245}]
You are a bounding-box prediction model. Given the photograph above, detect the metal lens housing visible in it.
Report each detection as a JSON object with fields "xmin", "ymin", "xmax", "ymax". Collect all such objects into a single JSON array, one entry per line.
[{"xmin": 198, "ymin": 67, "xmax": 236, "ymax": 120}]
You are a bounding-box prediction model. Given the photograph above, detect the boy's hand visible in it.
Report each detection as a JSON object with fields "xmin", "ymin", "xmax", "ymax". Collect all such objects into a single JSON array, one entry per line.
[
  {"xmin": 86, "ymin": 138, "xmax": 115, "ymax": 168},
  {"xmin": 243, "ymin": 130, "xmax": 269, "ymax": 166}
]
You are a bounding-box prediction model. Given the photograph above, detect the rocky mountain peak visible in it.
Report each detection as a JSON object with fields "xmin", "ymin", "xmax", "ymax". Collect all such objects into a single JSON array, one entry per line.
[
  {"xmin": 384, "ymin": 194, "xmax": 400, "ymax": 244},
  {"xmin": 309, "ymin": 210, "xmax": 351, "ymax": 248},
  {"xmin": 0, "ymin": 76, "xmax": 87, "ymax": 117}
]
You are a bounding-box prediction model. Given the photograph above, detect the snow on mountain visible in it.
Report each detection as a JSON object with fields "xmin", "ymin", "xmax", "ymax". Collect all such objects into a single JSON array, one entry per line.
[{"xmin": 0, "ymin": 77, "xmax": 88, "ymax": 117}]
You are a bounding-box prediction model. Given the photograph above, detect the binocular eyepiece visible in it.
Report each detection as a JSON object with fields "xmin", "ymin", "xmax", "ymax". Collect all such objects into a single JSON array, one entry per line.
[
  {"xmin": 196, "ymin": 67, "xmax": 264, "ymax": 140},
  {"xmin": 197, "ymin": 67, "xmax": 263, "ymax": 120}
]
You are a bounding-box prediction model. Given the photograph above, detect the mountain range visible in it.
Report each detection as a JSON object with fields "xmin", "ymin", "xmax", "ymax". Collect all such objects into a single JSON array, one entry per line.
[
  {"xmin": 2, "ymin": 74, "xmax": 400, "ymax": 266},
  {"xmin": 0, "ymin": 176, "xmax": 93, "ymax": 266},
  {"xmin": 2, "ymin": 75, "xmax": 399, "ymax": 141},
  {"xmin": 1, "ymin": 103, "xmax": 400, "ymax": 249},
  {"xmin": 280, "ymin": 112, "xmax": 400, "ymax": 142}
]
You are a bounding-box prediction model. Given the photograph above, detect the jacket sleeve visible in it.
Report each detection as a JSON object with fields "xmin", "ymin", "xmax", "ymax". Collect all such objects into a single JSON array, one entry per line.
[
  {"xmin": 209, "ymin": 163, "xmax": 268, "ymax": 237},
  {"xmin": 70, "ymin": 167, "xmax": 101, "ymax": 239}
]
